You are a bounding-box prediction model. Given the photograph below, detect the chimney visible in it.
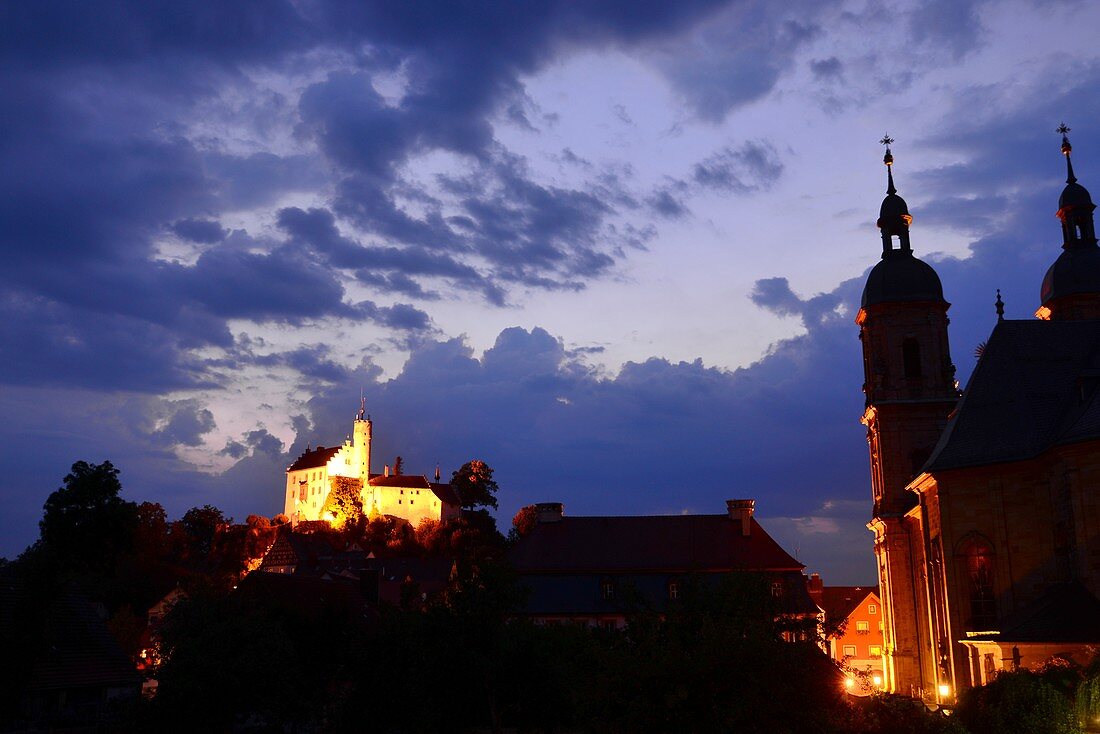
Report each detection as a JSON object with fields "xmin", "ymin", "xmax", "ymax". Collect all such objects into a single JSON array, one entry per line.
[
  {"xmin": 807, "ymin": 572, "xmax": 824, "ymax": 606},
  {"xmin": 535, "ymin": 502, "xmax": 564, "ymax": 523},
  {"xmin": 384, "ymin": 464, "xmax": 390, "ymax": 477},
  {"xmin": 726, "ymin": 499, "xmax": 755, "ymax": 536}
]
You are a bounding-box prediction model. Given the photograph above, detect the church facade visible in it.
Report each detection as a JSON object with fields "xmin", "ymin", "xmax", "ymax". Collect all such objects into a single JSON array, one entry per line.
[
  {"xmin": 859, "ymin": 130, "xmax": 1100, "ymax": 705},
  {"xmin": 282, "ymin": 403, "xmax": 461, "ymax": 526}
]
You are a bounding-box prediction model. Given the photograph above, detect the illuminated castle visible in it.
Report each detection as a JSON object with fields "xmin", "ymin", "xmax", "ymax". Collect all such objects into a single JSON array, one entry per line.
[
  {"xmin": 858, "ymin": 130, "xmax": 1100, "ymax": 705},
  {"xmin": 282, "ymin": 401, "xmax": 461, "ymax": 526}
]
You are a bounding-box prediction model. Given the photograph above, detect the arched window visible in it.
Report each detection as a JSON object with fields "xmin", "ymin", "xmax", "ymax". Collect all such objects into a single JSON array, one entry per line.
[
  {"xmin": 957, "ymin": 537, "xmax": 996, "ymax": 629},
  {"xmin": 903, "ymin": 338, "xmax": 922, "ymax": 379}
]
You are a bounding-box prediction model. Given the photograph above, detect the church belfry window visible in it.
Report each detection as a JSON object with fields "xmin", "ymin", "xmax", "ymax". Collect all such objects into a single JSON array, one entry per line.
[{"xmin": 903, "ymin": 338, "xmax": 922, "ymax": 379}]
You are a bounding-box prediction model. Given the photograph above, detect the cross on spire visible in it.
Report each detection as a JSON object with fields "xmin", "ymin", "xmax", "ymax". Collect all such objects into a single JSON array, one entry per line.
[
  {"xmin": 1058, "ymin": 122, "xmax": 1077, "ymax": 183},
  {"xmin": 880, "ymin": 133, "xmax": 896, "ymax": 194}
]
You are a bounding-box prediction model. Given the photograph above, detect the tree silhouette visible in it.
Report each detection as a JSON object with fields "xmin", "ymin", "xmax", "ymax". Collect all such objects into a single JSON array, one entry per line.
[{"xmin": 451, "ymin": 459, "xmax": 499, "ymax": 510}]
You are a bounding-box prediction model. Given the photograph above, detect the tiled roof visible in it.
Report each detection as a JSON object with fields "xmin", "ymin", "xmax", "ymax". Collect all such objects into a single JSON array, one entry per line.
[
  {"xmin": 926, "ymin": 319, "xmax": 1100, "ymax": 473},
  {"xmin": 368, "ymin": 474, "xmax": 431, "ymax": 489},
  {"xmin": 509, "ymin": 514, "xmax": 804, "ymax": 573},
  {"xmin": 429, "ymin": 482, "xmax": 460, "ymax": 505},
  {"xmin": 287, "ymin": 445, "xmax": 342, "ymax": 472},
  {"xmin": 25, "ymin": 590, "xmax": 142, "ymax": 692},
  {"xmin": 819, "ymin": 586, "xmax": 878, "ymax": 623}
]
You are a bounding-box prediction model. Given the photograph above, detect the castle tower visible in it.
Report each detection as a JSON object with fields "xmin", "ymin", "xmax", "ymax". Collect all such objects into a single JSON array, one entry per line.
[
  {"xmin": 353, "ymin": 396, "xmax": 373, "ymax": 483},
  {"xmin": 857, "ymin": 138, "xmax": 959, "ymax": 697},
  {"xmin": 1037, "ymin": 124, "xmax": 1100, "ymax": 320}
]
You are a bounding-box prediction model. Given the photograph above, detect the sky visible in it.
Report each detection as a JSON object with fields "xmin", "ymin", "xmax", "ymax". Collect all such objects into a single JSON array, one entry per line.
[{"xmin": 2, "ymin": 0, "xmax": 1099, "ymax": 583}]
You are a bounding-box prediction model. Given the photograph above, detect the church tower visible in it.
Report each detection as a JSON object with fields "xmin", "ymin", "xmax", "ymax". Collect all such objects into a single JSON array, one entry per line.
[
  {"xmin": 353, "ymin": 396, "xmax": 373, "ymax": 483},
  {"xmin": 1037, "ymin": 124, "xmax": 1100, "ymax": 320},
  {"xmin": 857, "ymin": 139, "xmax": 959, "ymax": 697}
]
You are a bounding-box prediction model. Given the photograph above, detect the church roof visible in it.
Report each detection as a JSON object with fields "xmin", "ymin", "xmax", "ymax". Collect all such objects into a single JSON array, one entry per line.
[
  {"xmin": 287, "ymin": 445, "xmax": 342, "ymax": 472},
  {"xmin": 861, "ymin": 252, "xmax": 945, "ymax": 308},
  {"xmin": 509, "ymin": 514, "xmax": 804, "ymax": 573},
  {"xmin": 924, "ymin": 319, "xmax": 1100, "ymax": 472}
]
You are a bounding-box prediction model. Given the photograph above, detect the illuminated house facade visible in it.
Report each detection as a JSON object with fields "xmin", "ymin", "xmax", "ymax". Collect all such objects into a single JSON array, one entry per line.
[
  {"xmin": 282, "ymin": 403, "xmax": 460, "ymax": 526},
  {"xmin": 858, "ymin": 132, "xmax": 1100, "ymax": 705},
  {"xmin": 811, "ymin": 581, "xmax": 885, "ymax": 682}
]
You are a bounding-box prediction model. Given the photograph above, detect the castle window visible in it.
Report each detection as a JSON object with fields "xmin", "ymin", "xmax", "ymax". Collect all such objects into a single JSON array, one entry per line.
[{"xmin": 902, "ymin": 338, "xmax": 922, "ymax": 379}]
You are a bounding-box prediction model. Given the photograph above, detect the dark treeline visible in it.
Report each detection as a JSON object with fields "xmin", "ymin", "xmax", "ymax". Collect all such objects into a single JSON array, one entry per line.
[{"xmin": 4, "ymin": 460, "xmax": 1099, "ymax": 733}]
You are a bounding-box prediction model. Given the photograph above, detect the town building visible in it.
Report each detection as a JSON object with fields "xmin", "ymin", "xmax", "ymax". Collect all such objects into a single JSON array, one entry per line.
[
  {"xmin": 282, "ymin": 402, "xmax": 461, "ymax": 526},
  {"xmin": 508, "ymin": 499, "xmax": 820, "ymax": 634},
  {"xmin": 857, "ymin": 130, "xmax": 1100, "ymax": 705},
  {"xmin": 808, "ymin": 578, "xmax": 885, "ymax": 685}
]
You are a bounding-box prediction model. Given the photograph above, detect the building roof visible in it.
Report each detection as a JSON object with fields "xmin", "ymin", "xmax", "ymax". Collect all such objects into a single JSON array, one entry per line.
[
  {"xmin": 368, "ymin": 474, "xmax": 431, "ymax": 489},
  {"xmin": 861, "ymin": 251, "xmax": 945, "ymax": 308},
  {"xmin": 963, "ymin": 583, "xmax": 1100, "ymax": 644},
  {"xmin": 509, "ymin": 514, "xmax": 804, "ymax": 573},
  {"xmin": 287, "ymin": 445, "xmax": 342, "ymax": 472},
  {"xmin": 819, "ymin": 586, "xmax": 878, "ymax": 623},
  {"xmin": 924, "ymin": 319, "xmax": 1100, "ymax": 473},
  {"xmin": 429, "ymin": 482, "xmax": 460, "ymax": 505}
]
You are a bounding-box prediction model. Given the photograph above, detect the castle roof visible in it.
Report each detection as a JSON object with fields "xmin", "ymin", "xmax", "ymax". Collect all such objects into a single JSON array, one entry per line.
[
  {"xmin": 509, "ymin": 514, "xmax": 804, "ymax": 573},
  {"xmin": 429, "ymin": 482, "xmax": 460, "ymax": 505},
  {"xmin": 924, "ymin": 319, "xmax": 1100, "ymax": 473},
  {"xmin": 287, "ymin": 445, "xmax": 342, "ymax": 472},
  {"xmin": 368, "ymin": 474, "xmax": 431, "ymax": 489}
]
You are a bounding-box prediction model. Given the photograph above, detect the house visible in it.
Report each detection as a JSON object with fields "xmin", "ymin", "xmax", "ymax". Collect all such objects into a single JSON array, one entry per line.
[
  {"xmin": 808, "ymin": 578, "xmax": 885, "ymax": 685},
  {"xmin": 508, "ymin": 499, "xmax": 820, "ymax": 635},
  {"xmin": 857, "ymin": 132, "xmax": 1100, "ymax": 704}
]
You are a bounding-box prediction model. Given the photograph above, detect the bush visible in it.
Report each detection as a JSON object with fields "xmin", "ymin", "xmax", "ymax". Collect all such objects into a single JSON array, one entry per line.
[{"xmin": 957, "ymin": 670, "xmax": 1078, "ymax": 734}]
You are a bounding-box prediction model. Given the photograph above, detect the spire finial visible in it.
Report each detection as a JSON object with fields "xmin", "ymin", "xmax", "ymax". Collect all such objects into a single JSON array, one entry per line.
[
  {"xmin": 357, "ymin": 389, "xmax": 366, "ymax": 421},
  {"xmin": 995, "ymin": 289, "xmax": 1004, "ymax": 322},
  {"xmin": 881, "ymin": 134, "xmax": 896, "ymax": 194},
  {"xmin": 1058, "ymin": 122, "xmax": 1077, "ymax": 184}
]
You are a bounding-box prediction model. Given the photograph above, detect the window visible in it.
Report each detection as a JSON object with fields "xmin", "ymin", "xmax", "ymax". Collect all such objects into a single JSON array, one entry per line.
[
  {"xmin": 601, "ymin": 579, "xmax": 615, "ymax": 601},
  {"xmin": 959, "ymin": 538, "xmax": 997, "ymax": 628},
  {"xmin": 856, "ymin": 621, "xmax": 870, "ymax": 633},
  {"xmin": 410, "ymin": 500, "xmax": 414, "ymax": 505},
  {"xmin": 879, "ymin": 621, "xmax": 885, "ymax": 631},
  {"xmin": 771, "ymin": 581, "xmax": 784, "ymax": 597},
  {"xmin": 869, "ymin": 645, "xmax": 882, "ymax": 657},
  {"xmin": 868, "ymin": 604, "xmax": 877, "ymax": 614},
  {"xmin": 842, "ymin": 645, "xmax": 857, "ymax": 657},
  {"xmin": 668, "ymin": 581, "xmax": 680, "ymax": 600},
  {"xmin": 902, "ymin": 338, "xmax": 922, "ymax": 379}
]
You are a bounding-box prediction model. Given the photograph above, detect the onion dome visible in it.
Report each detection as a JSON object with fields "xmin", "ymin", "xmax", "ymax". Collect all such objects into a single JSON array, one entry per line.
[{"xmin": 861, "ymin": 136, "xmax": 946, "ymax": 308}]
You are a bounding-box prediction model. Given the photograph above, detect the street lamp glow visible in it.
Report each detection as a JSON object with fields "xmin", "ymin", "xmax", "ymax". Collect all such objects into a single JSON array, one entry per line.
[
  {"xmin": 872, "ymin": 674, "xmax": 883, "ymax": 686},
  {"xmin": 938, "ymin": 683, "xmax": 950, "ymax": 698}
]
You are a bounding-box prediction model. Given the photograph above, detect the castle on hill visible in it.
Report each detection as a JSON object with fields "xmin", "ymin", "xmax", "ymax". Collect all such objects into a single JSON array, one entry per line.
[{"xmin": 282, "ymin": 401, "xmax": 461, "ymax": 526}]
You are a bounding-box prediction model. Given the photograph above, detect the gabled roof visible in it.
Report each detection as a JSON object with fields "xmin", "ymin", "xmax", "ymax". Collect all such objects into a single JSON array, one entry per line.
[
  {"xmin": 368, "ymin": 474, "xmax": 431, "ymax": 489},
  {"xmin": 287, "ymin": 445, "xmax": 342, "ymax": 472},
  {"xmin": 820, "ymin": 586, "xmax": 878, "ymax": 623},
  {"xmin": 925, "ymin": 319, "xmax": 1100, "ymax": 473},
  {"xmin": 429, "ymin": 482, "xmax": 460, "ymax": 505},
  {"xmin": 509, "ymin": 514, "xmax": 804, "ymax": 573}
]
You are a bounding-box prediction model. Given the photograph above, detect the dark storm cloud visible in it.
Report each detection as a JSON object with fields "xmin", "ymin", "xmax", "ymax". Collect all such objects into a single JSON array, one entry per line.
[
  {"xmin": 170, "ymin": 218, "xmax": 226, "ymax": 244},
  {"xmin": 809, "ymin": 57, "xmax": 843, "ymax": 81},
  {"xmin": 692, "ymin": 140, "xmax": 784, "ymax": 193},
  {"xmin": 151, "ymin": 399, "xmax": 217, "ymax": 447}
]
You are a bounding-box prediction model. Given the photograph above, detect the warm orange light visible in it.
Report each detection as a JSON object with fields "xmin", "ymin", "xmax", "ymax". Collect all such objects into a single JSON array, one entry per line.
[
  {"xmin": 844, "ymin": 677, "xmax": 855, "ymax": 690},
  {"xmin": 873, "ymin": 674, "xmax": 883, "ymax": 686},
  {"xmin": 938, "ymin": 683, "xmax": 950, "ymax": 698},
  {"xmin": 902, "ymin": 214, "xmax": 913, "ymax": 226}
]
